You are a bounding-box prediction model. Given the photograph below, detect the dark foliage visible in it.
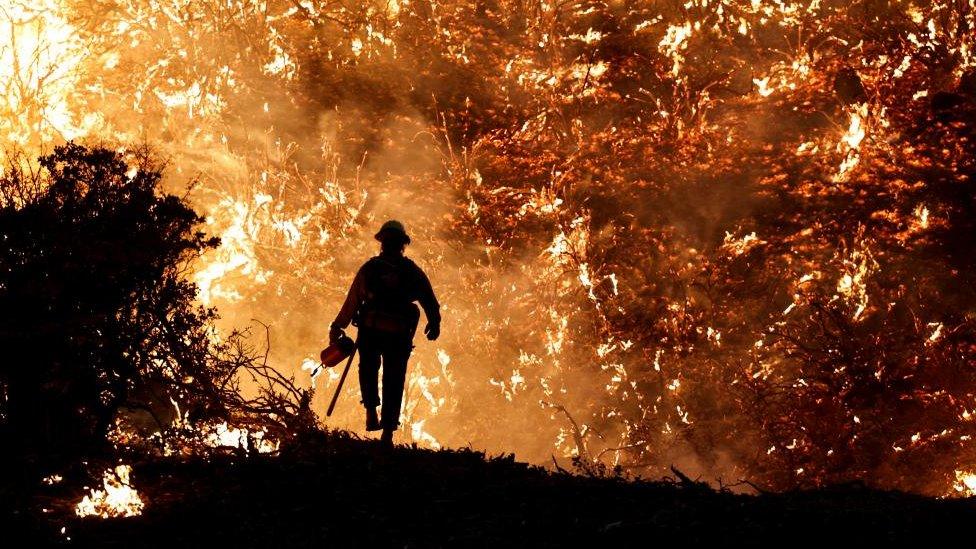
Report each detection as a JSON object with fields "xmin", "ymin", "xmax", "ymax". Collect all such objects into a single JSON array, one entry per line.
[{"xmin": 0, "ymin": 143, "xmax": 223, "ymax": 462}]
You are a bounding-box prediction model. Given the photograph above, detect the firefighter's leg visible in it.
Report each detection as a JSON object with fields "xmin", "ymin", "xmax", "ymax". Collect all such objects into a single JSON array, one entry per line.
[
  {"xmin": 357, "ymin": 331, "xmax": 382, "ymax": 409},
  {"xmin": 379, "ymin": 337, "xmax": 413, "ymax": 431}
]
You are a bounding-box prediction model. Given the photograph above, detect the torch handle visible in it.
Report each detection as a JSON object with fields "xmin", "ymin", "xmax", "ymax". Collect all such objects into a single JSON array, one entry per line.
[{"xmin": 326, "ymin": 349, "xmax": 356, "ymax": 417}]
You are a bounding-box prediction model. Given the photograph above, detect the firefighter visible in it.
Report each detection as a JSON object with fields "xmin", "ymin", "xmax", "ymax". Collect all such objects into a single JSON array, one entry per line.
[{"xmin": 329, "ymin": 220, "xmax": 441, "ymax": 447}]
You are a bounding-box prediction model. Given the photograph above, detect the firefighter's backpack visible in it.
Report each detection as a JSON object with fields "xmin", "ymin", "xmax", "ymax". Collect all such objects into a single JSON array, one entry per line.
[{"xmin": 356, "ymin": 257, "xmax": 421, "ymax": 334}]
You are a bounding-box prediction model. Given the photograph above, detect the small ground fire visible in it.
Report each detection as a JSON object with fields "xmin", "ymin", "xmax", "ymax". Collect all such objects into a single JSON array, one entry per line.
[{"xmin": 74, "ymin": 465, "xmax": 145, "ymax": 518}]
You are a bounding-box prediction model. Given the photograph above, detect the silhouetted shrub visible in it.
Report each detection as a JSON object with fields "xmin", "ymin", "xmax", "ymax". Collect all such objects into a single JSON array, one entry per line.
[{"xmin": 0, "ymin": 143, "xmax": 223, "ymax": 461}]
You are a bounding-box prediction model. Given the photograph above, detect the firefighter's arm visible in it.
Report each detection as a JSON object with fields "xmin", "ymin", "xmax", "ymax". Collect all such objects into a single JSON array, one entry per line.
[
  {"xmin": 331, "ymin": 266, "xmax": 367, "ymax": 340},
  {"xmin": 416, "ymin": 267, "xmax": 441, "ymax": 340}
]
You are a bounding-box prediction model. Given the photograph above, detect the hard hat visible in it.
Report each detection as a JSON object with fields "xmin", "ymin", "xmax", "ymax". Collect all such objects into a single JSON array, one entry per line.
[{"xmin": 374, "ymin": 219, "xmax": 411, "ymax": 244}]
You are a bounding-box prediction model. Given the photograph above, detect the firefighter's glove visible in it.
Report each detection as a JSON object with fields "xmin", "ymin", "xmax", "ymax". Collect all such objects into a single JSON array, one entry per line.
[
  {"xmin": 329, "ymin": 324, "xmax": 345, "ymax": 344},
  {"xmin": 424, "ymin": 322, "xmax": 440, "ymax": 341}
]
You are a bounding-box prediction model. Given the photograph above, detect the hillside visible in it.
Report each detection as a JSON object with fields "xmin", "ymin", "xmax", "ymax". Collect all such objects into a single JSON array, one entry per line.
[{"xmin": 7, "ymin": 432, "xmax": 974, "ymax": 547}]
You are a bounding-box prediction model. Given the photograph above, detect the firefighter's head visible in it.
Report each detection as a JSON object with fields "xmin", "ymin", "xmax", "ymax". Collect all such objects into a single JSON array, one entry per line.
[{"xmin": 375, "ymin": 219, "xmax": 410, "ymax": 253}]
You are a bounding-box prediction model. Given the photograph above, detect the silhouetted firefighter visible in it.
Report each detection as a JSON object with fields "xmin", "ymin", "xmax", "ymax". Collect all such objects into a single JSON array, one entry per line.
[{"xmin": 330, "ymin": 220, "xmax": 441, "ymax": 447}]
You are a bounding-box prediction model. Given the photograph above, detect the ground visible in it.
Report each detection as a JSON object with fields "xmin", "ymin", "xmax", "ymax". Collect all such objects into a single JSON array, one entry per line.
[{"xmin": 4, "ymin": 431, "xmax": 974, "ymax": 547}]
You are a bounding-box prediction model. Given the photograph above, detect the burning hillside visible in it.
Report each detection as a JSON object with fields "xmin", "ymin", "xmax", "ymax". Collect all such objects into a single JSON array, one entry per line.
[{"xmin": 2, "ymin": 0, "xmax": 975, "ymax": 497}]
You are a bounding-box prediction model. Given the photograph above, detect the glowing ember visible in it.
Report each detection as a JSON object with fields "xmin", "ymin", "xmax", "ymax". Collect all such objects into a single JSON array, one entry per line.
[{"xmin": 75, "ymin": 465, "xmax": 145, "ymax": 518}]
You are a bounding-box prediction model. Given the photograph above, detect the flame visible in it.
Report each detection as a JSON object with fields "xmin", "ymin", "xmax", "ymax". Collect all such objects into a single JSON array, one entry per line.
[
  {"xmin": 912, "ymin": 204, "xmax": 930, "ymax": 231},
  {"xmin": 754, "ymin": 53, "xmax": 813, "ymax": 97},
  {"xmin": 722, "ymin": 231, "xmax": 765, "ymax": 256},
  {"xmin": 659, "ymin": 22, "xmax": 696, "ymax": 78},
  {"xmin": 302, "ymin": 357, "xmax": 325, "ymax": 388},
  {"xmin": 0, "ymin": 1, "xmax": 92, "ymax": 150},
  {"xmin": 75, "ymin": 465, "xmax": 145, "ymax": 518},
  {"xmin": 952, "ymin": 471, "xmax": 976, "ymax": 497},
  {"xmin": 835, "ymin": 236, "xmax": 878, "ymax": 321},
  {"xmin": 410, "ymin": 419, "xmax": 441, "ymax": 449},
  {"xmin": 202, "ymin": 421, "xmax": 280, "ymax": 454},
  {"xmin": 42, "ymin": 474, "xmax": 63, "ymax": 485},
  {"xmin": 754, "ymin": 77, "xmax": 774, "ymax": 97},
  {"xmin": 835, "ymin": 103, "xmax": 869, "ymax": 181}
]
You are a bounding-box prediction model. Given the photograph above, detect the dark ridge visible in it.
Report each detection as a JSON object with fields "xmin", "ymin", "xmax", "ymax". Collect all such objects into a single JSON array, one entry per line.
[{"xmin": 6, "ymin": 431, "xmax": 974, "ymax": 547}]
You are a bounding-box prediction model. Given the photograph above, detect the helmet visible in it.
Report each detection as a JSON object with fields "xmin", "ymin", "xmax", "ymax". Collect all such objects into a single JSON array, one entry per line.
[{"xmin": 374, "ymin": 219, "xmax": 411, "ymax": 244}]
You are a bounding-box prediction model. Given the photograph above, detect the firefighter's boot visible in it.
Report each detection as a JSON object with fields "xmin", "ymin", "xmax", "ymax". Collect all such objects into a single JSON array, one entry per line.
[{"xmin": 365, "ymin": 407, "xmax": 381, "ymax": 431}]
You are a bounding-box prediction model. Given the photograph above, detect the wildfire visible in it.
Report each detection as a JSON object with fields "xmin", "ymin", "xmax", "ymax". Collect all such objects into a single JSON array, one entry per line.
[
  {"xmin": 3, "ymin": 0, "xmax": 976, "ymax": 497},
  {"xmin": 75, "ymin": 465, "xmax": 145, "ymax": 518}
]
